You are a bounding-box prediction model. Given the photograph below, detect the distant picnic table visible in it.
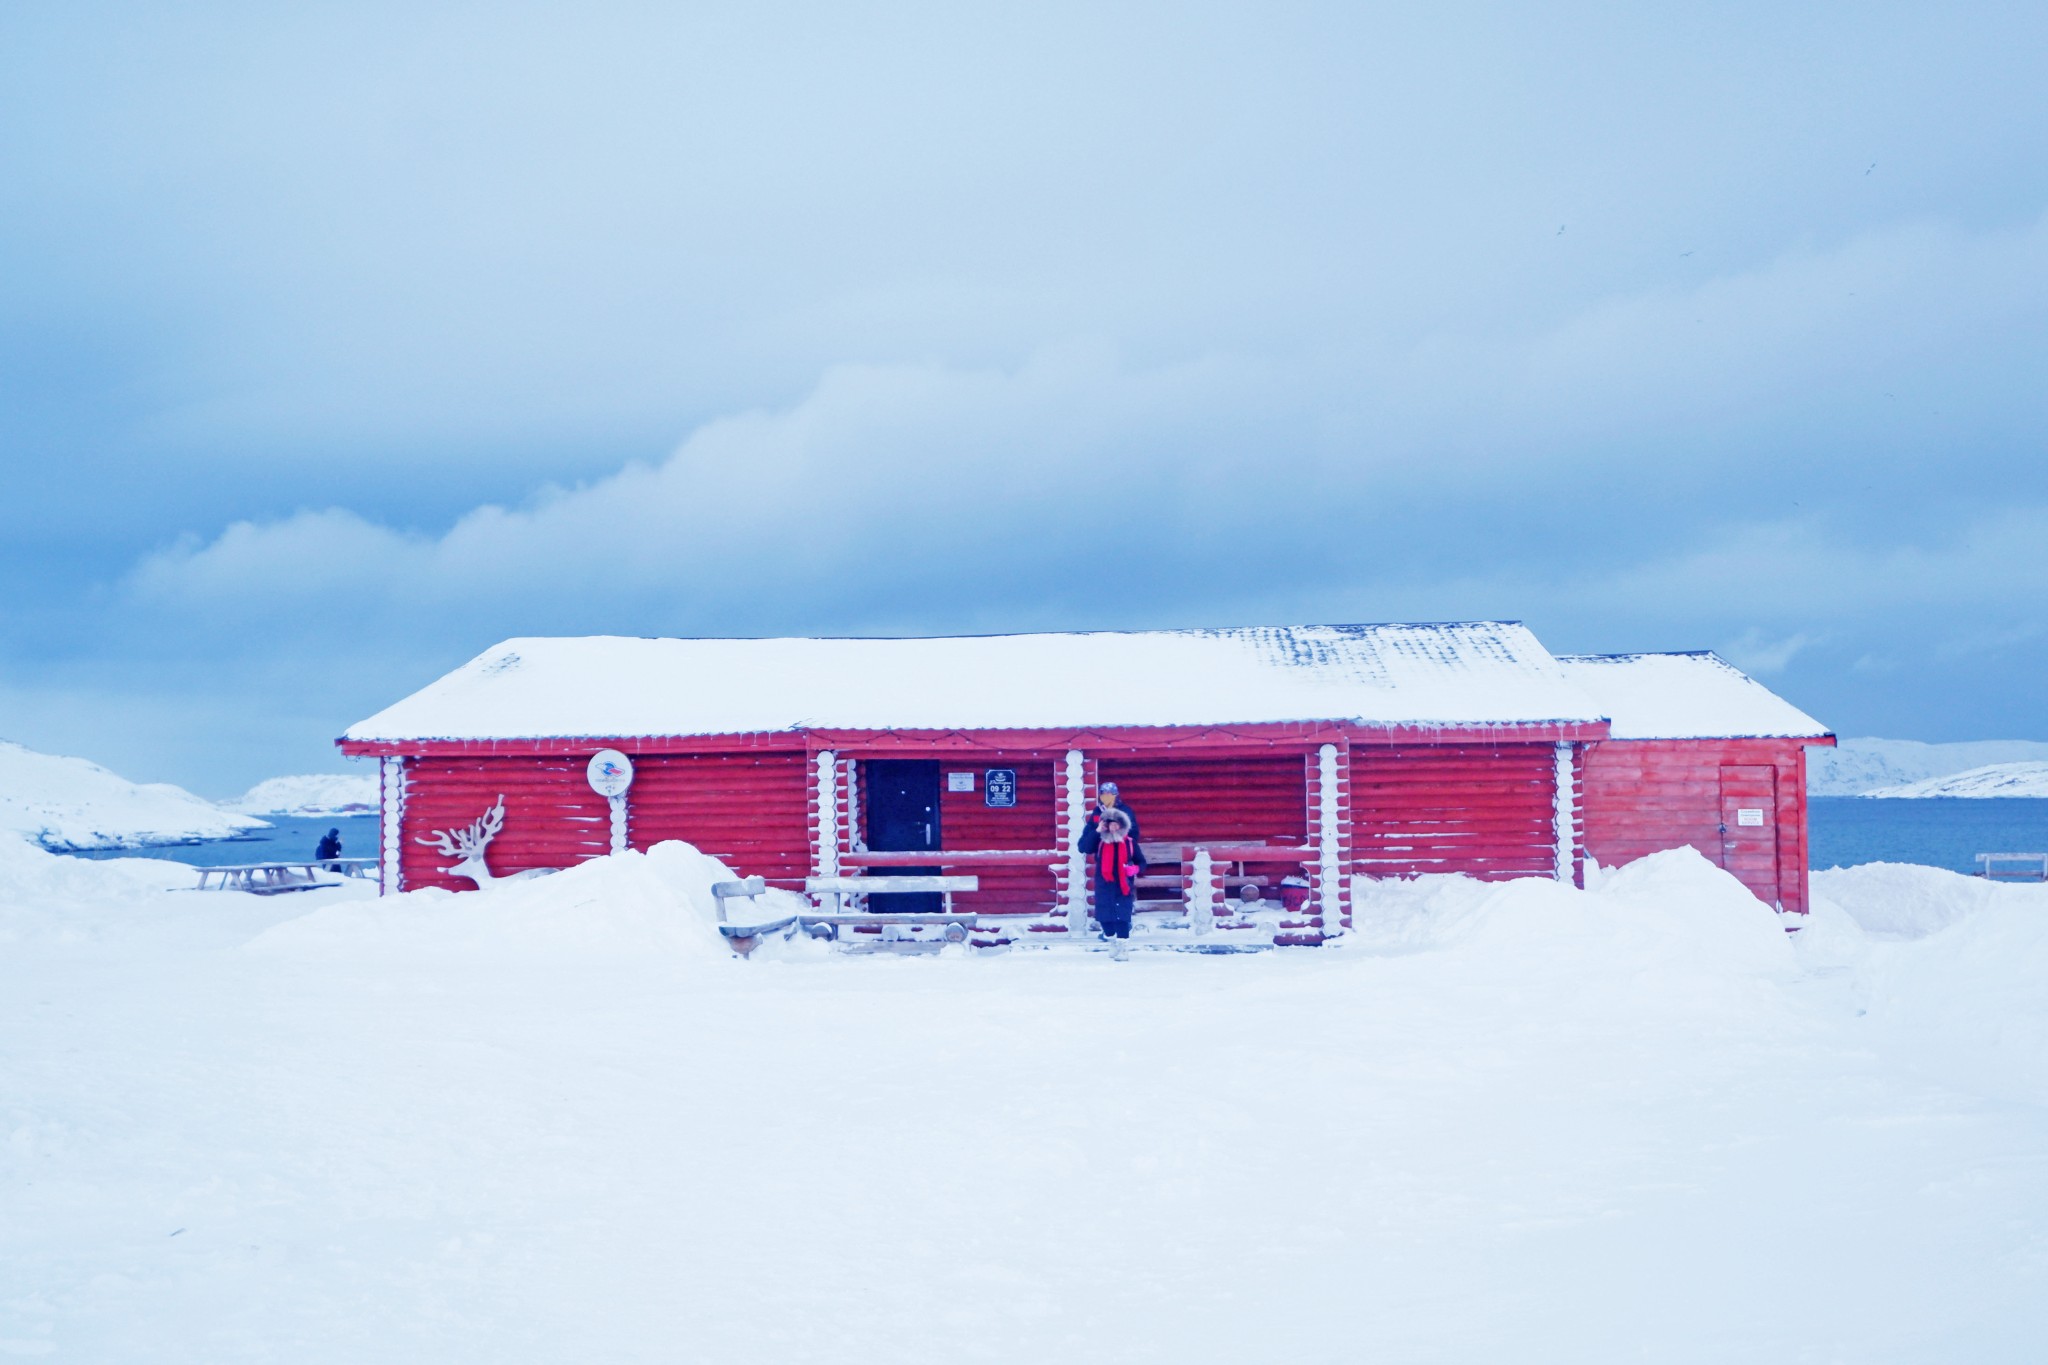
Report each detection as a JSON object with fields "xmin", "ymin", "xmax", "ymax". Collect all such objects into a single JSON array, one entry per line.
[{"xmin": 194, "ymin": 858, "xmax": 378, "ymax": 894}]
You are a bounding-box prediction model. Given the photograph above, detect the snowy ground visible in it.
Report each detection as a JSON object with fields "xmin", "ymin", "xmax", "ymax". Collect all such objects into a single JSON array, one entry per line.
[{"xmin": 4, "ymin": 837, "xmax": 2045, "ymax": 1362}]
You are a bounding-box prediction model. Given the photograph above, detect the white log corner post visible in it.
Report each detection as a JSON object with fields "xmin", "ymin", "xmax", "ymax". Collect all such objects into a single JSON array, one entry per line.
[
  {"xmin": 813, "ymin": 750, "xmax": 839, "ymax": 912},
  {"xmin": 1552, "ymin": 741, "xmax": 1578, "ymax": 885},
  {"xmin": 1059, "ymin": 749, "xmax": 1090, "ymax": 936},
  {"xmin": 379, "ymin": 755, "xmax": 405, "ymax": 896},
  {"xmin": 608, "ymin": 794, "xmax": 628, "ymax": 855},
  {"xmin": 1315, "ymin": 743, "xmax": 1346, "ymax": 938},
  {"xmin": 1188, "ymin": 847, "xmax": 1217, "ymax": 935}
]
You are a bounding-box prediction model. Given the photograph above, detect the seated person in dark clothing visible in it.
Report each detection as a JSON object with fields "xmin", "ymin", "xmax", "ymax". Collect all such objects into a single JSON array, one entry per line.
[
  {"xmin": 1076, "ymin": 806, "xmax": 1146, "ymax": 941},
  {"xmin": 315, "ymin": 828, "xmax": 343, "ymax": 870}
]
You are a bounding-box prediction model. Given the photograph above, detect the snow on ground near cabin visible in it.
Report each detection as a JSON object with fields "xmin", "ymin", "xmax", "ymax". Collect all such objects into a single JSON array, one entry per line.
[
  {"xmin": 0, "ymin": 739, "xmax": 268, "ymax": 850},
  {"xmin": 1861, "ymin": 760, "xmax": 2048, "ymax": 799},
  {"xmin": 4, "ymin": 839, "xmax": 2047, "ymax": 1362},
  {"xmin": 1810, "ymin": 736, "xmax": 2048, "ymax": 795},
  {"xmin": 220, "ymin": 771, "xmax": 380, "ymax": 816}
]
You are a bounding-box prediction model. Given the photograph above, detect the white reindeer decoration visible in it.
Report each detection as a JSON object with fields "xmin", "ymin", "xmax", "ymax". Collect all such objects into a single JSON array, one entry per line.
[{"xmin": 416, "ymin": 795, "xmax": 555, "ymax": 889}]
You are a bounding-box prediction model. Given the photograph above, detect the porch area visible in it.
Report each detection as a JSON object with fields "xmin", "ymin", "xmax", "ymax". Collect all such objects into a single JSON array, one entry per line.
[{"xmin": 802, "ymin": 741, "xmax": 1351, "ymax": 950}]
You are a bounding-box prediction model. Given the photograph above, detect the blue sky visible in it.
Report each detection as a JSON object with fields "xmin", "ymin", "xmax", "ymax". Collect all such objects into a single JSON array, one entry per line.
[{"xmin": 3, "ymin": 1, "xmax": 2045, "ymax": 795}]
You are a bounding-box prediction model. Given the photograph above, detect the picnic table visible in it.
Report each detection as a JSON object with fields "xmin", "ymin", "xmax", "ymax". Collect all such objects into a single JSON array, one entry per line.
[
  {"xmin": 711, "ymin": 873, "xmax": 981, "ymax": 955},
  {"xmin": 194, "ymin": 858, "xmax": 378, "ymax": 895}
]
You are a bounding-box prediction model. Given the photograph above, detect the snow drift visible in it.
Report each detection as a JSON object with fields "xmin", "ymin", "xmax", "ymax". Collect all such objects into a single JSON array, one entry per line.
[{"xmin": 6, "ymin": 839, "xmax": 2048, "ymax": 1361}]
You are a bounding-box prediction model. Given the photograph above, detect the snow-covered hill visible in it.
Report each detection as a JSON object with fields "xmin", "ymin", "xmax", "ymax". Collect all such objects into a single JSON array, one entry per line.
[
  {"xmin": 0, "ymin": 739, "xmax": 269, "ymax": 850},
  {"xmin": 224, "ymin": 772, "xmax": 378, "ymax": 816},
  {"xmin": 3, "ymin": 838, "xmax": 2046, "ymax": 1359},
  {"xmin": 1809, "ymin": 737, "xmax": 2048, "ymax": 795},
  {"xmin": 1864, "ymin": 761, "xmax": 2048, "ymax": 799}
]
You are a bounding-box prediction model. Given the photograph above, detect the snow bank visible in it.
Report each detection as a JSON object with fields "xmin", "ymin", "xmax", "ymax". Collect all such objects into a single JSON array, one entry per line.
[
  {"xmin": 1809, "ymin": 862, "xmax": 2048, "ymax": 1106},
  {"xmin": 0, "ymin": 739, "xmax": 269, "ymax": 849},
  {"xmin": 1352, "ymin": 847, "xmax": 1794, "ymax": 1003},
  {"xmin": 1811, "ymin": 862, "xmax": 2023, "ymax": 938},
  {"xmin": 248, "ymin": 839, "xmax": 817, "ymax": 965},
  {"xmin": 1863, "ymin": 760, "xmax": 2048, "ymax": 799},
  {"xmin": 223, "ymin": 772, "xmax": 379, "ymax": 816}
]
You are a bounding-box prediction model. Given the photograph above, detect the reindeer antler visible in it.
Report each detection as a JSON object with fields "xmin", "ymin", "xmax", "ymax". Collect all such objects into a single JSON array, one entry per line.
[{"xmin": 417, "ymin": 796, "xmax": 507, "ymax": 859}]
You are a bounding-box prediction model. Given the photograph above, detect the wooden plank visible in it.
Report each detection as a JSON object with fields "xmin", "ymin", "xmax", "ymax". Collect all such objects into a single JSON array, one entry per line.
[{"xmin": 805, "ymin": 875, "xmax": 980, "ymax": 894}]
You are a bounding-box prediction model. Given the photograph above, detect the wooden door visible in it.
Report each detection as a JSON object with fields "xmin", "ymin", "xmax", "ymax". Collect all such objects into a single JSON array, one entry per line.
[
  {"xmin": 863, "ymin": 759, "xmax": 942, "ymax": 912},
  {"xmin": 1717, "ymin": 764, "xmax": 1780, "ymax": 909}
]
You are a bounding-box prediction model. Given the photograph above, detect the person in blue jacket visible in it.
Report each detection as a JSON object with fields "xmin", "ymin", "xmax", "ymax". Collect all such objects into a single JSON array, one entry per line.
[{"xmin": 1077, "ymin": 805, "xmax": 1145, "ymax": 942}]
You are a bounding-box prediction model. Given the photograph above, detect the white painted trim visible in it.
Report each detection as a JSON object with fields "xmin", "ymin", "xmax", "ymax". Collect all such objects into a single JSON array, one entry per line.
[
  {"xmin": 1315, "ymin": 743, "xmax": 1344, "ymax": 936},
  {"xmin": 1189, "ymin": 848, "xmax": 1216, "ymax": 935},
  {"xmin": 814, "ymin": 750, "xmax": 839, "ymax": 911},
  {"xmin": 844, "ymin": 757, "xmax": 863, "ymax": 853},
  {"xmin": 380, "ymin": 755, "xmax": 404, "ymax": 895},
  {"xmin": 1060, "ymin": 749, "xmax": 1089, "ymax": 936},
  {"xmin": 1553, "ymin": 741, "xmax": 1576, "ymax": 883}
]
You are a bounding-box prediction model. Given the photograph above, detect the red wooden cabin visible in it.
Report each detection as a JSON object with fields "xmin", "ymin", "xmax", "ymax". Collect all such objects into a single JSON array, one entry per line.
[
  {"xmin": 337, "ymin": 624, "xmax": 1833, "ymax": 943},
  {"xmin": 1559, "ymin": 651, "xmax": 1832, "ymax": 913}
]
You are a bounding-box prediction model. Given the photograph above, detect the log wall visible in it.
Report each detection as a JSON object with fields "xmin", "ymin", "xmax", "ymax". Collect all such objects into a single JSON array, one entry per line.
[
  {"xmin": 1578, "ymin": 738, "xmax": 1814, "ymax": 914},
  {"xmin": 1349, "ymin": 742, "xmax": 1561, "ymax": 881}
]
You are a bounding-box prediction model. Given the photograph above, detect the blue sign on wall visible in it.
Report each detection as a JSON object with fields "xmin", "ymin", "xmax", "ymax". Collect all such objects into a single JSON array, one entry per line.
[{"xmin": 984, "ymin": 768, "xmax": 1017, "ymax": 808}]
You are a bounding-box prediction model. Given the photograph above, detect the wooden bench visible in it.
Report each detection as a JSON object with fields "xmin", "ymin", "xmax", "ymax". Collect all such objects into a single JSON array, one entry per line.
[{"xmin": 1977, "ymin": 852, "xmax": 2048, "ymax": 881}]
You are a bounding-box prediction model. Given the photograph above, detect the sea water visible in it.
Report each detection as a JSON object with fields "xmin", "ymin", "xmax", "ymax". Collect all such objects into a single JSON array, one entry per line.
[
  {"xmin": 1808, "ymin": 797, "xmax": 2048, "ymax": 874},
  {"xmin": 63, "ymin": 814, "xmax": 383, "ymax": 867}
]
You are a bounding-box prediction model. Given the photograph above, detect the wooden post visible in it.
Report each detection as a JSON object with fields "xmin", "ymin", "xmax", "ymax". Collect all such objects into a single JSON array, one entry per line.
[
  {"xmin": 1314, "ymin": 743, "xmax": 1346, "ymax": 938},
  {"xmin": 1057, "ymin": 749, "xmax": 1089, "ymax": 937},
  {"xmin": 380, "ymin": 755, "xmax": 405, "ymax": 896},
  {"xmin": 813, "ymin": 749, "xmax": 839, "ymax": 913},
  {"xmin": 1553, "ymin": 741, "xmax": 1577, "ymax": 885},
  {"xmin": 1189, "ymin": 848, "xmax": 1216, "ymax": 935},
  {"xmin": 608, "ymin": 794, "xmax": 627, "ymax": 855}
]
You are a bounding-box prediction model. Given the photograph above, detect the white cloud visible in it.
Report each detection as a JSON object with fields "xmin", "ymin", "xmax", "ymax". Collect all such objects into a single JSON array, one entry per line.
[{"xmin": 121, "ymin": 212, "xmax": 2048, "ymax": 658}]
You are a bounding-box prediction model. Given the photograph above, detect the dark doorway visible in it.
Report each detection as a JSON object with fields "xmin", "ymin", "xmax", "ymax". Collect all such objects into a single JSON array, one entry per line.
[{"xmin": 864, "ymin": 759, "xmax": 942, "ymax": 913}]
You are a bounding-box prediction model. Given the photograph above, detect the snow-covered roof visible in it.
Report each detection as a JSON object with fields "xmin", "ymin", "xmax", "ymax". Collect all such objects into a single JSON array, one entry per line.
[
  {"xmin": 1556, "ymin": 653, "xmax": 1832, "ymax": 740},
  {"xmin": 344, "ymin": 623, "xmax": 1609, "ymax": 742}
]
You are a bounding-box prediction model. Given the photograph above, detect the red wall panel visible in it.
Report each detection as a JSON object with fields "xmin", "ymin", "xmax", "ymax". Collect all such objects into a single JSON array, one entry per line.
[
  {"xmin": 1579, "ymin": 738, "xmax": 1815, "ymax": 913},
  {"xmin": 1095, "ymin": 754, "xmax": 1309, "ymax": 845},
  {"xmin": 627, "ymin": 751, "xmax": 812, "ymax": 885},
  {"xmin": 936, "ymin": 757, "xmax": 1059, "ymax": 919},
  {"xmin": 400, "ymin": 755, "xmax": 611, "ymax": 891},
  {"xmin": 1349, "ymin": 743, "xmax": 1558, "ymax": 881}
]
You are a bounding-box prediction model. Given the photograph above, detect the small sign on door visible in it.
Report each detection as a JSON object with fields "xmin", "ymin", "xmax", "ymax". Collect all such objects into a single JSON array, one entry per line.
[
  {"xmin": 1736, "ymin": 808, "xmax": 1765, "ymax": 827},
  {"xmin": 947, "ymin": 771, "xmax": 976, "ymax": 793},
  {"xmin": 984, "ymin": 769, "xmax": 1017, "ymax": 808}
]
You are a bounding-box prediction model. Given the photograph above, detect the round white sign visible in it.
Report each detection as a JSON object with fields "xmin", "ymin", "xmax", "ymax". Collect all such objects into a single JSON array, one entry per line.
[{"xmin": 587, "ymin": 749, "xmax": 635, "ymax": 797}]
